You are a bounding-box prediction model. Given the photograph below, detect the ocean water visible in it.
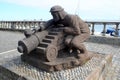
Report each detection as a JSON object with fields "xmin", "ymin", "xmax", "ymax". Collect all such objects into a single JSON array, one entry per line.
[
  {"xmin": 89, "ymin": 24, "xmax": 115, "ymax": 32},
  {"xmin": 89, "ymin": 24, "xmax": 120, "ymax": 36}
]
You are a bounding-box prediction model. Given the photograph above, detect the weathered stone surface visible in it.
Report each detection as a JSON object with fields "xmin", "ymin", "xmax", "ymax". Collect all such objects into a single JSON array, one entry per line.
[
  {"xmin": 86, "ymin": 54, "xmax": 113, "ymax": 80},
  {"xmin": 21, "ymin": 51, "xmax": 93, "ymax": 72},
  {"xmin": 87, "ymin": 35, "xmax": 120, "ymax": 46},
  {"xmin": 0, "ymin": 50, "xmax": 112, "ymax": 80}
]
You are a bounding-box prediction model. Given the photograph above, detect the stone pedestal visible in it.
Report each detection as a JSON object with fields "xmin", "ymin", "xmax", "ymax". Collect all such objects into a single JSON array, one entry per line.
[
  {"xmin": 21, "ymin": 51, "xmax": 93, "ymax": 72},
  {"xmin": 0, "ymin": 50, "xmax": 113, "ymax": 80}
]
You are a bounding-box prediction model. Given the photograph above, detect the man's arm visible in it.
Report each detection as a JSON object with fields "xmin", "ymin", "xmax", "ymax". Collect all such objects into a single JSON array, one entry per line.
[
  {"xmin": 63, "ymin": 15, "xmax": 81, "ymax": 35},
  {"xmin": 33, "ymin": 19, "xmax": 54, "ymax": 32}
]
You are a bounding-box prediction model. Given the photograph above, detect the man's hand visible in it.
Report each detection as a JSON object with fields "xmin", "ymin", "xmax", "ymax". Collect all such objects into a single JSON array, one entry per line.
[
  {"xmin": 63, "ymin": 27, "xmax": 73, "ymax": 33},
  {"xmin": 63, "ymin": 27, "xmax": 70, "ymax": 32},
  {"xmin": 63, "ymin": 27, "xmax": 81, "ymax": 35},
  {"xmin": 56, "ymin": 27, "xmax": 70, "ymax": 32},
  {"xmin": 59, "ymin": 27, "xmax": 65, "ymax": 31},
  {"xmin": 24, "ymin": 29, "xmax": 34, "ymax": 37}
]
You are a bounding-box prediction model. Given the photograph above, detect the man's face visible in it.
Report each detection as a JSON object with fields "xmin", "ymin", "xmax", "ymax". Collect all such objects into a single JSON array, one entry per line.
[{"xmin": 51, "ymin": 12, "xmax": 60, "ymax": 22}]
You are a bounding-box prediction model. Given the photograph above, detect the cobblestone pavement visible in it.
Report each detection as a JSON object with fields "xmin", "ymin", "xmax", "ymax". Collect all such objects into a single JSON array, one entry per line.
[{"xmin": 0, "ymin": 31, "xmax": 120, "ymax": 80}]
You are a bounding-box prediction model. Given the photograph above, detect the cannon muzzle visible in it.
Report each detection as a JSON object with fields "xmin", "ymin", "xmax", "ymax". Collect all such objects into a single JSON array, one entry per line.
[
  {"xmin": 17, "ymin": 45, "xmax": 24, "ymax": 53},
  {"xmin": 17, "ymin": 31, "xmax": 48, "ymax": 54}
]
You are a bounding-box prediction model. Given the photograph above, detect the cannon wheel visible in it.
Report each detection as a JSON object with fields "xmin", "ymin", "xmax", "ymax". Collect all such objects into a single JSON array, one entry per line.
[{"xmin": 45, "ymin": 45, "xmax": 58, "ymax": 62}]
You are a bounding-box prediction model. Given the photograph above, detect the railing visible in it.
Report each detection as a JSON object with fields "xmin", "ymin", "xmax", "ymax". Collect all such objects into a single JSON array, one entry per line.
[
  {"xmin": 86, "ymin": 21, "xmax": 120, "ymax": 37},
  {"xmin": 0, "ymin": 21, "xmax": 44, "ymax": 31},
  {"xmin": 0, "ymin": 20, "xmax": 120, "ymax": 37}
]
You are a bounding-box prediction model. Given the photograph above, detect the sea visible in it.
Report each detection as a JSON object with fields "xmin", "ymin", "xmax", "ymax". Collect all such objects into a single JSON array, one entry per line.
[{"xmin": 89, "ymin": 24, "xmax": 115, "ymax": 32}]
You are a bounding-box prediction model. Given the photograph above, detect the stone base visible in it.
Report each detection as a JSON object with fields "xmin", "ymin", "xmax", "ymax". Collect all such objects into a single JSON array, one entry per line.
[
  {"xmin": 0, "ymin": 50, "xmax": 113, "ymax": 80},
  {"xmin": 21, "ymin": 51, "xmax": 93, "ymax": 72}
]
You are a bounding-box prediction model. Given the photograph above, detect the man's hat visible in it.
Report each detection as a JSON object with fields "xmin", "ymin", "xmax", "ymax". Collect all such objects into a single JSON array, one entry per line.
[{"xmin": 50, "ymin": 5, "xmax": 64, "ymax": 12}]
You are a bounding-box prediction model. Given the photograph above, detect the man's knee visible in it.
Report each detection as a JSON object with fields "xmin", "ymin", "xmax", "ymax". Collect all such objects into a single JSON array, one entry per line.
[
  {"xmin": 64, "ymin": 39, "xmax": 71, "ymax": 46},
  {"xmin": 71, "ymin": 37, "xmax": 85, "ymax": 48},
  {"xmin": 71, "ymin": 41, "xmax": 84, "ymax": 48},
  {"xmin": 71, "ymin": 40, "xmax": 78, "ymax": 47},
  {"xmin": 71, "ymin": 37, "xmax": 83, "ymax": 47}
]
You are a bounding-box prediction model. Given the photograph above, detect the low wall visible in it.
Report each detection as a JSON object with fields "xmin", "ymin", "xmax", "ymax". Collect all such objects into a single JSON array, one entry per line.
[{"xmin": 87, "ymin": 35, "xmax": 120, "ymax": 46}]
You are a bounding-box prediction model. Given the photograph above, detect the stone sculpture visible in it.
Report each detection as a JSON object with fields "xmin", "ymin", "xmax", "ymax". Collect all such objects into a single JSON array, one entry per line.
[{"xmin": 17, "ymin": 5, "xmax": 92, "ymax": 72}]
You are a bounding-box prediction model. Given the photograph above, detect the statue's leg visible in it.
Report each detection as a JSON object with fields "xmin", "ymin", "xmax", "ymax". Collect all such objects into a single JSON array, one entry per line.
[
  {"xmin": 64, "ymin": 35, "xmax": 73, "ymax": 46},
  {"xmin": 71, "ymin": 41, "xmax": 91, "ymax": 62},
  {"xmin": 64, "ymin": 35, "xmax": 73, "ymax": 53},
  {"xmin": 71, "ymin": 34, "xmax": 90, "ymax": 58}
]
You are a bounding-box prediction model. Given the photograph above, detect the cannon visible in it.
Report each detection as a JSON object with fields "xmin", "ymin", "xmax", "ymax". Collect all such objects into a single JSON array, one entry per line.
[
  {"xmin": 17, "ymin": 27, "xmax": 65, "ymax": 62},
  {"xmin": 17, "ymin": 26, "xmax": 92, "ymax": 72}
]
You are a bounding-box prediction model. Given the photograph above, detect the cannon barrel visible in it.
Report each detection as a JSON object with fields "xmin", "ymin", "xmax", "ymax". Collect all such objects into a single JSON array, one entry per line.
[
  {"xmin": 18, "ymin": 27, "xmax": 66, "ymax": 62},
  {"xmin": 17, "ymin": 30, "xmax": 48, "ymax": 54}
]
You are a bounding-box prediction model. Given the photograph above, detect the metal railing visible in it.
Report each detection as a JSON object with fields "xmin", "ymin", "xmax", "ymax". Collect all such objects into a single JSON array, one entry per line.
[{"xmin": 0, "ymin": 20, "xmax": 120, "ymax": 37}]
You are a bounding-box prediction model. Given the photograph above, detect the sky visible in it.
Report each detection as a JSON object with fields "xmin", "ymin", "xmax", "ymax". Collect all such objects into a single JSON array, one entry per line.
[{"xmin": 0, "ymin": 0, "xmax": 120, "ymax": 21}]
